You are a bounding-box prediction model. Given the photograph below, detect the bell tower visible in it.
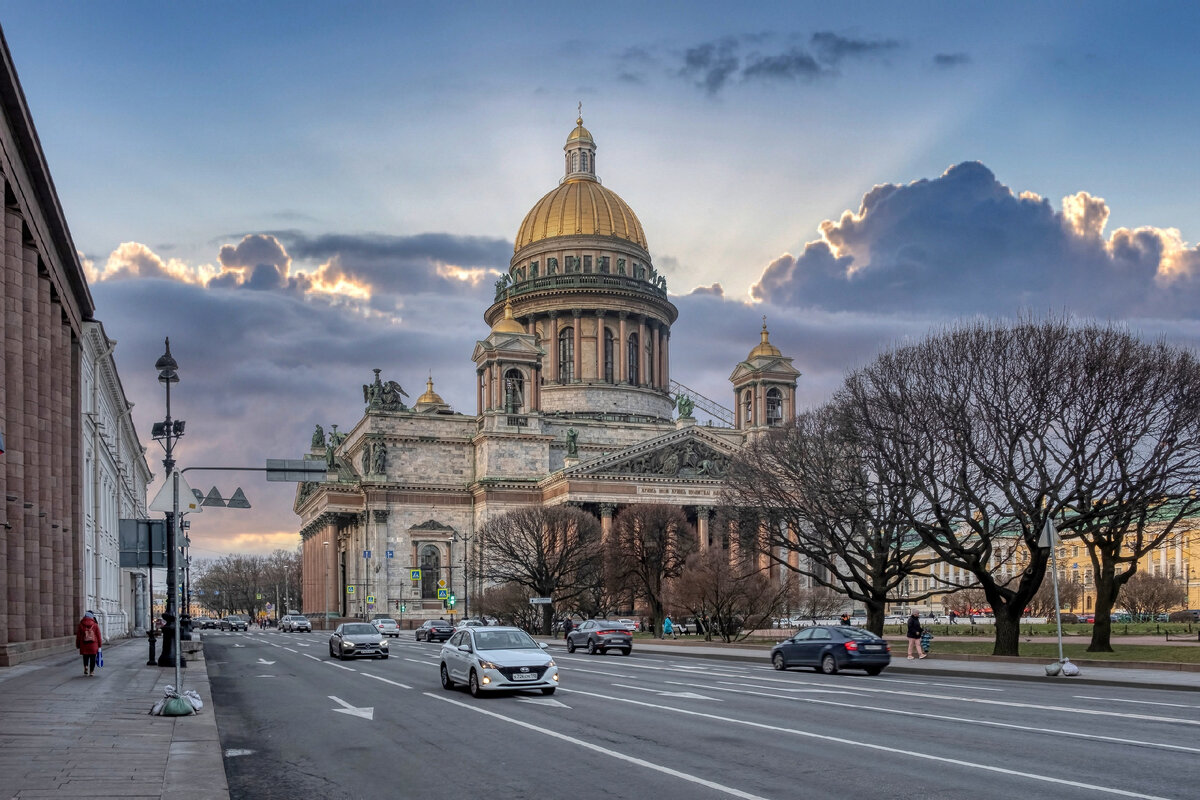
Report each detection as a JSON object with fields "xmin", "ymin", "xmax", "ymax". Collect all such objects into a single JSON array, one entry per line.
[{"xmin": 730, "ymin": 318, "xmax": 800, "ymax": 434}]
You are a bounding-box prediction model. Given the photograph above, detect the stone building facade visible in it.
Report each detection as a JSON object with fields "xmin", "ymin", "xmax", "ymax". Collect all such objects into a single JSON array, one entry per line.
[
  {"xmin": 296, "ymin": 118, "xmax": 801, "ymax": 623},
  {"xmin": 0, "ymin": 31, "xmax": 98, "ymax": 665}
]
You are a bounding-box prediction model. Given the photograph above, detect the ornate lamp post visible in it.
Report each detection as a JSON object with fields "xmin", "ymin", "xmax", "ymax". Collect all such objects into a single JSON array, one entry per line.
[{"xmin": 152, "ymin": 339, "xmax": 186, "ymax": 691}]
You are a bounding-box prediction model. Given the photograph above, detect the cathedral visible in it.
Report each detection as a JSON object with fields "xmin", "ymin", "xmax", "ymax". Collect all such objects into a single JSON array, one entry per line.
[{"xmin": 295, "ymin": 116, "xmax": 802, "ymax": 623}]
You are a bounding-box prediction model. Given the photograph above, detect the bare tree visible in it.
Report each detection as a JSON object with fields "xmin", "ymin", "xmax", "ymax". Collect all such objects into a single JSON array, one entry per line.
[
  {"xmin": 474, "ymin": 583, "xmax": 542, "ymax": 631},
  {"xmin": 1117, "ymin": 572, "xmax": 1187, "ymax": 620},
  {"xmin": 793, "ymin": 586, "xmax": 846, "ymax": 622},
  {"xmin": 942, "ymin": 587, "xmax": 989, "ymax": 618},
  {"xmin": 840, "ymin": 318, "xmax": 1200, "ymax": 655},
  {"xmin": 608, "ymin": 504, "xmax": 695, "ymax": 638},
  {"xmin": 1026, "ymin": 572, "xmax": 1083, "ymax": 617},
  {"xmin": 722, "ymin": 403, "xmax": 938, "ymax": 635},
  {"xmin": 674, "ymin": 547, "xmax": 786, "ymax": 642},
  {"xmin": 476, "ymin": 507, "xmax": 602, "ymax": 635}
]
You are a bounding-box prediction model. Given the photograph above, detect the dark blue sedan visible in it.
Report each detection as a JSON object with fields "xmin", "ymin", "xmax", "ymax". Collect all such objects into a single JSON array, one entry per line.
[{"xmin": 771, "ymin": 625, "xmax": 891, "ymax": 675}]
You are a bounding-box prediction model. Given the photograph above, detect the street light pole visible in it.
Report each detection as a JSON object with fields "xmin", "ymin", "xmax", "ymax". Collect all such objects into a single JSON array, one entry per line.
[
  {"xmin": 323, "ymin": 540, "xmax": 330, "ymax": 631},
  {"xmin": 152, "ymin": 339, "xmax": 186, "ymax": 695}
]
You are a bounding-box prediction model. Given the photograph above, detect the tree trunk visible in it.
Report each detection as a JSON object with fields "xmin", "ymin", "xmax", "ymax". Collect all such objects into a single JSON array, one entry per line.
[
  {"xmin": 864, "ymin": 599, "xmax": 886, "ymax": 637},
  {"xmin": 542, "ymin": 604, "xmax": 554, "ymax": 636},
  {"xmin": 992, "ymin": 607, "xmax": 1022, "ymax": 656},
  {"xmin": 1088, "ymin": 564, "xmax": 1121, "ymax": 652}
]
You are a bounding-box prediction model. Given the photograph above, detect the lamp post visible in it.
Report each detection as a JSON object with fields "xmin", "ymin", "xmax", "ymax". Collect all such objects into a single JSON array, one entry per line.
[
  {"xmin": 323, "ymin": 540, "xmax": 330, "ymax": 631},
  {"xmin": 453, "ymin": 531, "xmax": 473, "ymax": 620},
  {"xmin": 152, "ymin": 338, "xmax": 186, "ymax": 692}
]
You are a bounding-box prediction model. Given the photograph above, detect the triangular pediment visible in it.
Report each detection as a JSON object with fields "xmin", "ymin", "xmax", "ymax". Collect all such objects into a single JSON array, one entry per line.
[
  {"xmin": 409, "ymin": 519, "xmax": 455, "ymax": 532},
  {"xmin": 729, "ymin": 356, "xmax": 801, "ymax": 383},
  {"xmin": 472, "ymin": 336, "xmax": 543, "ymax": 362},
  {"xmin": 564, "ymin": 426, "xmax": 741, "ymax": 480}
]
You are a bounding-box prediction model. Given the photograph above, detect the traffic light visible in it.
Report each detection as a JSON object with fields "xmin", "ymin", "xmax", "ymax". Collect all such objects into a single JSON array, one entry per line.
[{"xmin": 447, "ymin": 592, "xmax": 456, "ymax": 608}]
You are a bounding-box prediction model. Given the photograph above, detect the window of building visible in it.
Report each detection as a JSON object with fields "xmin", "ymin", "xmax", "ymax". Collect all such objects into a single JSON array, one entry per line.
[
  {"xmin": 627, "ymin": 332, "xmax": 639, "ymax": 385},
  {"xmin": 420, "ymin": 545, "xmax": 441, "ymax": 599},
  {"xmin": 742, "ymin": 389, "xmax": 753, "ymax": 426},
  {"xmin": 559, "ymin": 327, "xmax": 574, "ymax": 382},
  {"xmin": 504, "ymin": 368, "xmax": 524, "ymax": 413},
  {"xmin": 645, "ymin": 339, "xmax": 654, "ymax": 387},
  {"xmin": 571, "ymin": 152, "xmax": 578, "ymax": 172},
  {"xmin": 603, "ymin": 329, "xmax": 614, "ymax": 383},
  {"xmin": 766, "ymin": 387, "xmax": 782, "ymax": 426}
]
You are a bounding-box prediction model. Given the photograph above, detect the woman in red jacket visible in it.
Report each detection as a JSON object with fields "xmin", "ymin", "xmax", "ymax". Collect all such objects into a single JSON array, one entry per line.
[{"xmin": 76, "ymin": 611, "xmax": 102, "ymax": 676}]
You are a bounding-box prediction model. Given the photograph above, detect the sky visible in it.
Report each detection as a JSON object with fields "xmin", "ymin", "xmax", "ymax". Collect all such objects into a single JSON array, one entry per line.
[{"xmin": 4, "ymin": 2, "xmax": 1200, "ymax": 559}]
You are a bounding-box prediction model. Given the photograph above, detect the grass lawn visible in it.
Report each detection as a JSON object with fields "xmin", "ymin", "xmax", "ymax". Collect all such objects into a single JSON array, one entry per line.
[{"xmin": 926, "ymin": 640, "xmax": 1200, "ymax": 664}]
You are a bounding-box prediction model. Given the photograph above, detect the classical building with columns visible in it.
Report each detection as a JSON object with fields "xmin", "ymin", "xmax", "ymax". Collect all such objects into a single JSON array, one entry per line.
[{"xmin": 295, "ymin": 117, "xmax": 801, "ymax": 623}]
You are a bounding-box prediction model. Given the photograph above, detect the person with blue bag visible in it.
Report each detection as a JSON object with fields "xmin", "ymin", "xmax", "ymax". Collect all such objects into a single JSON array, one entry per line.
[{"xmin": 76, "ymin": 611, "xmax": 103, "ymax": 676}]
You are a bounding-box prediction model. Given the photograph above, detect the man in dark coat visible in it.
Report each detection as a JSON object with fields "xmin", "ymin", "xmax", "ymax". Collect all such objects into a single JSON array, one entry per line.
[
  {"xmin": 906, "ymin": 612, "xmax": 925, "ymax": 660},
  {"xmin": 76, "ymin": 611, "xmax": 103, "ymax": 676}
]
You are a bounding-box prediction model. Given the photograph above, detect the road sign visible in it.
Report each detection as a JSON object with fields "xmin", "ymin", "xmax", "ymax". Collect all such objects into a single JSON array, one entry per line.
[
  {"xmin": 438, "ymin": 578, "xmax": 446, "ymax": 588},
  {"xmin": 202, "ymin": 487, "xmax": 226, "ymax": 508},
  {"xmin": 226, "ymin": 488, "xmax": 251, "ymax": 509},
  {"xmin": 529, "ymin": 597, "xmax": 553, "ymax": 605},
  {"xmin": 256, "ymin": 593, "xmax": 262, "ymax": 600},
  {"xmin": 150, "ymin": 471, "xmax": 202, "ymax": 513},
  {"xmin": 386, "ymin": 550, "xmax": 394, "ymax": 559},
  {"xmin": 437, "ymin": 588, "xmax": 448, "ymax": 600},
  {"xmin": 410, "ymin": 569, "xmax": 421, "ymax": 580},
  {"xmin": 265, "ymin": 458, "xmax": 328, "ymax": 482},
  {"xmin": 363, "ymin": 550, "xmax": 372, "ymax": 559},
  {"xmin": 366, "ymin": 595, "xmax": 375, "ymax": 604},
  {"xmin": 265, "ymin": 603, "xmax": 273, "ymax": 611},
  {"xmin": 347, "ymin": 586, "xmax": 355, "ymax": 594}
]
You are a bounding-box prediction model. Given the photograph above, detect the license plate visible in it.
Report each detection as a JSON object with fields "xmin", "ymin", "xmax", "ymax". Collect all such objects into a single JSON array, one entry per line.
[
  {"xmin": 862, "ymin": 645, "xmax": 882, "ymax": 651},
  {"xmin": 511, "ymin": 672, "xmax": 537, "ymax": 681}
]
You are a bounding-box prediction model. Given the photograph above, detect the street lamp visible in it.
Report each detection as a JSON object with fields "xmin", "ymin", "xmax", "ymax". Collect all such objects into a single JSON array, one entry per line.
[
  {"xmin": 323, "ymin": 540, "xmax": 330, "ymax": 631},
  {"xmin": 152, "ymin": 338, "xmax": 186, "ymax": 692},
  {"xmin": 453, "ymin": 531, "xmax": 474, "ymax": 620}
]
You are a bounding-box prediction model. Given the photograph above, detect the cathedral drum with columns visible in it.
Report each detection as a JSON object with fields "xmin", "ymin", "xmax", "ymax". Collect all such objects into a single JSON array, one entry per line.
[{"xmin": 294, "ymin": 116, "xmax": 802, "ymax": 624}]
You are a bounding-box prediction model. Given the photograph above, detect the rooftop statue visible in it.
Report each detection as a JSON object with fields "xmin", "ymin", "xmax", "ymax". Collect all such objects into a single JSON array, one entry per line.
[
  {"xmin": 675, "ymin": 393, "xmax": 695, "ymax": 419},
  {"xmin": 363, "ymin": 368, "xmax": 409, "ymax": 410}
]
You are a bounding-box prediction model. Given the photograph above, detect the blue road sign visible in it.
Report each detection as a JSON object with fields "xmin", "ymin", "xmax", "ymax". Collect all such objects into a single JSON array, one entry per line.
[
  {"xmin": 363, "ymin": 550, "xmax": 372, "ymax": 559},
  {"xmin": 386, "ymin": 550, "xmax": 394, "ymax": 558}
]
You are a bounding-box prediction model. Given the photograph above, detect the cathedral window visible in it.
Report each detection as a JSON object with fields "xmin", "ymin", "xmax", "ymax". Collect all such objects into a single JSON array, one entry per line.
[
  {"xmin": 581, "ymin": 151, "xmax": 589, "ymax": 172},
  {"xmin": 766, "ymin": 388, "xmax": 782, "ymax": 426},
  {"xmin": 420, "ymin": 545, "xmax": 441, "ymax": 599},
  {"xmin": 645, "ymin": 339, "xmax": 655, "ymax": 388},
  {"xmin": 530, "ymin": 261, "xmax": 539, "ymax": 278},
  {"xmin": 559, "ymin": 327, "xmax": 575, "ymax": 382},
  {"xmin": 571, "ymin": 151, "xmax": 579, "ymax": 172},
  {"xmin": 504, "ymin": 368, "xmax": 524, "ymax": 413},
  {"xmin": 742, "ymin": 389, "xmax": 754, "ymax": 426},
  {"xmin": 583, "ymin": 255, "xmax": 592, "ymax": 273},
  {"xmin": 603, "ymin": 329, "xmax": 615, "ymax": 383},
  {"xmin": 599, "ymin": 256, "xmax": 610, "ymax": 274},
  {"xmin": 627, "ymin": 333, "xmax": 640, "ymax": 385}
]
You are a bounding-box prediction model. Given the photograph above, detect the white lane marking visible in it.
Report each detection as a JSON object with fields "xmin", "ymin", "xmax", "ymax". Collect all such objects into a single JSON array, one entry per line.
[
  {"xmin": 666, "ymin": 680, "xmax": 1200, "ymax": 756},
  {"xmin": 255, "ymin": 675, "xmax": 276, "ymax": 678},
  {"xmin": 425, "ymin": 692, "xmax": 769, "ymax": 800},
  {"xmin": 328, "ymin": 695, "xmax": 373, "ymax": 720},
  {"xmin": 612, "ymin": 683, "xmax": 721, "ymax": 701},
  {"xmin": 283, "ymin": 648, "xmax": 297, "ymax": 654},
  {"xmin": 405, "ymin": 658, "xmax": 437, "ymax": 665},
  {"xmin": 875, "ymin": 677, "xmax": 1005, "ymax": 692},
  {"xmin": 324, "ymin": 661, "xmax": 356, "ymax": 671},
  {"xmin": 515, "ymin": 697, "xmax": 571, "ymax": 707},
  {"xmin": 1074, "ymin": 695, "xmax": 1200, "ymax": 710},
  {"xmin": 304, "ymin": 653, "xmax": 321, "ymax": 661},
  {"xmin": 361, "ymin": 673, "xmax": 412, "ymax": 690},
  {"xmin": 559, "ymin": 687, "xmax": 1173, "ymax": 800},
  {"xmin": 256, "ymin": 658, "xmax": 276, "ymax": 665},
  {"xmin": 561, "ymin": 666, "xmax": 637, "ymax": 679},
  {"xmin": 224, "ymin": 748, "xmax": 254, "ymax": 757}
]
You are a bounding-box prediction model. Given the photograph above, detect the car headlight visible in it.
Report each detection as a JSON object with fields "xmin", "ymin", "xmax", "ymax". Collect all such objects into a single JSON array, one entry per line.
[
  {"xmin": 478, "ymin": 659, "xmax": 499, "ymax": 670},
  {"xmin": 344, "ymin": 642, "xmax": 355, "ymax": 649},
  {"xmin": 380, "ymin": 640, "xmax": 388, "ymax": 648},
  {"xmin": 546, "ymin": 660, "xmax": 556, "ymax": 668}
]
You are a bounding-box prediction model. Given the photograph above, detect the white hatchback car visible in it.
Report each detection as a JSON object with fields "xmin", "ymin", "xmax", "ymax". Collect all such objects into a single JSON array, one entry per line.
[
  {"xmin": 439, "ymin": 626, "xmax": 558, "ymax": 697},
  {"xmin": 373, "ymin": 617, "xmax": 400, "ymax": 637}
]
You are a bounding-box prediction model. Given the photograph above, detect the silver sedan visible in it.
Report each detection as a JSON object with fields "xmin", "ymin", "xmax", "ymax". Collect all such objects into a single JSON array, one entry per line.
[
  {"xmin": 329, "ymin": 622, "xmax": 389, "ymax": 660},
  {"xmin": 439, "ymin": 626, "xmax": 558, "ymax": 697}
]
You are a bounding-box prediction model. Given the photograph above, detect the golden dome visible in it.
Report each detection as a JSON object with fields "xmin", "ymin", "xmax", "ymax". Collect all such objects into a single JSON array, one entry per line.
[
  {"xmin": 416, "ymin": 376, "xmax": 445, "ymax": 405},
  {"xmin": 748, "ymin": 318, "xmax": 782, "ymax": 359},
  {"xmin": 490, "ymin": 298, "xmax": 527, "ymax": 334},
  {"xmin": 514, "ymin": 179, "xmax": 647, "ymax": 253},
  {"xmin": 566, "ymin": 116, "xmax": 593, "ymax": 144}
]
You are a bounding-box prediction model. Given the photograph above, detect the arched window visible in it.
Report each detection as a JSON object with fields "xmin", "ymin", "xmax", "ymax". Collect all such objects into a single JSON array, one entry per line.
[
  {"xmin": 420, "ymin": 545, "xmax": 441, "ymax": 599},
  {"xmin": 558, "ymin": 326, "xmax": 574, "ymax": 382},
  {"xmin": 603, "ymin": 329, "xmax": 615, "ymax": 383},
  {"xmin": 571, "ymin": 151, "xmax": 579, "ymax": 172},
  {"xmin": 504, "ymin": 368, "xmax": 524, "ymax": 413},
  {"xmin": 581, "ymin": 152, "xmax": 589, "ymax": 172},
  {"xmin": 627, "ymin": 333, "xmax": 640, "ymax": 385},
  {"xmin": 742, "ymin": 389, "xmax": 754, "ymax": 426},
  {"xmin": 766, "ymin": 388, "xmax": 782, "ymax": 426}
]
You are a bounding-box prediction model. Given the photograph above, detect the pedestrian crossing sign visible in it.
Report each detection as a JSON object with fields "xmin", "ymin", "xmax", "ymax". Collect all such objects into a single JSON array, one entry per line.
[
  {"xmin": 410, "ymin": 569, "xmax": 421, "ymax": 580},
  {"xmin": 437, "ymin": 588, "xmax": 448, "ymax": 600}
]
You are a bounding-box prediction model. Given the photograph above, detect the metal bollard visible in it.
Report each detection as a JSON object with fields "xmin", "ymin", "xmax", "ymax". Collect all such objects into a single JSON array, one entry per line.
[{"xmin": 146, "ymin": 629, "xmax": 158, "ymax": 666}]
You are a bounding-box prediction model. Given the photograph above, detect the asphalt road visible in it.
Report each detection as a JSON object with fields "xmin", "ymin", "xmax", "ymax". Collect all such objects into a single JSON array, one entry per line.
[{"xmin": 202, "ymin": 629, "xmax": 1200, "ymax": 800}]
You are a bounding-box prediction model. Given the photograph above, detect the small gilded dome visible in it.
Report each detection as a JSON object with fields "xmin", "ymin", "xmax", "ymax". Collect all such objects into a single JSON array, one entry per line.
[
  {"xmin": 490, "ymin": 298, "xmax": 527, "ymax": 334},
  {"xmin": 515, "ymin": 180, "xmax": 647, "ymax": 253},
  {"xmin": 416, "ymin": 376, "xmax": 445, "ymax": 405},
  {"xmin": 748, "ymin": 318, "xmax": 782, "ymax": 359},
  {"xmin": 566, "ymin": 116, "xmax": 593, "ymax": 144}
]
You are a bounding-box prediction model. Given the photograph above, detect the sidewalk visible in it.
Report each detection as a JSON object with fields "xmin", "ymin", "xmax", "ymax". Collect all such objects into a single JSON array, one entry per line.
[
  {"xmin": 539, "ymin": 635, "xmax": 1200, "ymax": 692},
  {"xmin": 0, "ymin": 637, "xmax": 229, "ymax": 800}
]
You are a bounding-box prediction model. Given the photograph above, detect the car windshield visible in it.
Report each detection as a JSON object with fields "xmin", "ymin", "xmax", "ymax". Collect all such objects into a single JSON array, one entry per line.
[
  {"xmin": 431, "ymin": 621, "xmax": 451, "ymax": 628},
  {"xmin": 473, "ymin": 630, "xmax": 538, "ymax": 650},
  {"xmin": 343, "ymin": 624, "xmax": 378, "ymax": 636},
  {"xmin": 599, "ymin": 620, "xmax": 627, "ymax": 628}
]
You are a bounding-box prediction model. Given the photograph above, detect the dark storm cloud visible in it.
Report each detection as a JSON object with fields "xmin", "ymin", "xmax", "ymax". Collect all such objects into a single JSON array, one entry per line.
[
  {"xmin": 749, "ymin": 161, "xmax": 1200, "ymax": 319},
  {"xmin": 680, "ymin": 38, "xmax": 741, "ymax": 95},
  {"xmin": 742, "ymin": 48, "xmax": 824, "ymax": 81},
  {"xmin": 810, "ymin": 32, "xmax": 902, "ymax": 65},
  {"xmin": 933, "ymin": 53, "xmax": 971, "ymax": 68}
]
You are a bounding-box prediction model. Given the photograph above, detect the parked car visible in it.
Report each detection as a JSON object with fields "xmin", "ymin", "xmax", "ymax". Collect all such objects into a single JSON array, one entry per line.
[
  {"xmin": 373, "ymin": 617, "xmax": 400, "ymax": 637},
  {"xmin": 439, "ymin": 626, "xmax": 558, "ymax": 696},
  {"xmin": 219, "ymin": 616, "xmax": 249, "ymax": 631},
  {"xmin": 771, "ymin": 625, "xmax": 891, "ymax": 675},
  {"xmin": 329, "ymin": 622, "xmax": 389, "ymax": 660},
  {"xmin": 280, "ymin": 614, "xmax": 312, "ymax": 633},
  {"xmin": 617, "ymin": 618, "xmax": 641, "ymax": 632},
  {"xmin": 565, "ymin": 619, "xmax": 633, "ymax": 656},
  {"xmin": 416, "ymin": 619, "xmax": 454, "ymax": 642},
  {"xmin": 454, "ymin": 618, "xmax": 486, "ymax": 630}
]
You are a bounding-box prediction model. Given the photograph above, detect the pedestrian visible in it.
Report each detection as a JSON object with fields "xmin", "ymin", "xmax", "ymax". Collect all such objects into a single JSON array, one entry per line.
[
  {"xmin": 76, "ymin": 610, "xmax": 103, "ymax": 676},
  {"xmin": 839, "ymin": 613, "xmax": 851, "ymax": 627},
  {"xmin": 562, "ymin": 616, "xmax": 574, "ymax": 640},
  {"xmin": 664, "ymin": 616, "xmax": 676, "ymax": 639},
  {"xmin": 920, "ymin": 628, "xmax": 934, "ymax": 656},
  {"xmin": 949, "ymin": 610, "xmax": 958, "ymax": 625},
  {"xmin": 906, "ymin": 611, "xmax": 926, "ymax": 659}
]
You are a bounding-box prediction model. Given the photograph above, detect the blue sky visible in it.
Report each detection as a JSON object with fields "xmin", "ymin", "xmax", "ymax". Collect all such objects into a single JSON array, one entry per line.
[{"xmin": 4, "ymin": 2, "xmax": 1200, "ymax": 556}]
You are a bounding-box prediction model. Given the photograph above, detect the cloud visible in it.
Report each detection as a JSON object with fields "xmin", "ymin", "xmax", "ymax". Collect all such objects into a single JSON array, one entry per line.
[
  {"xmin": 933, "ymin": 53, "xmax": 971, "ymax": 68},
  {"xmin": 743, "ymin": 48, "xmax": 824, "ymax": 82},
  {"xmin": 687, "ymin": 282, "xmax": 725, "ymax": 297},
  {"xmin": 749, "ymin": 161, "xmax": 1200, "ymax": 319},
  {"xmin": 680, "ymin": 38, "xmax": 741, "ymax": 95},
  {"xmin": 810, "ymin": 32, "xmax": 902, "ymax": 65}
]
